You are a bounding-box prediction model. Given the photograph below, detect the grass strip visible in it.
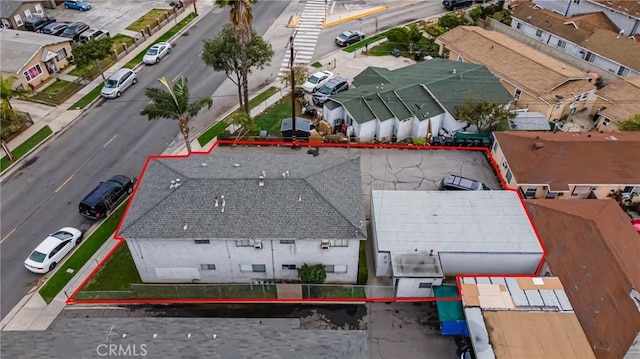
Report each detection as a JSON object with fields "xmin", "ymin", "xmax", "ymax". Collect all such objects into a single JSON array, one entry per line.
[
  {"xmin": 123, "ymin": 12, "xmax": 197, "ymax": 69},
  {"xmin": 357, "ymin": 240, "xmax": 368, "ymax": 285},
  {"xmin": 30, "ymin": 80, "xmax": 84, "ymax": 105},
  {"xmin": 126, "ymin": 8, "xmax": 176, "ymax": 33},
  {"xmin": 0, "ymin": 126, "xmax": 52, "ymax": 173},
  {"xmin": 39, "ymin": 201, "xmax": 129, "ymax": 303},
  {"xmin": 68, "ymin": 85, "xmax": 103, "ymax": 110},
  {"xmin": 311, "ymin": 61, "xmax": 323, "ymax": 68},
  {"xmin": 82, "ymin": 241, "xmax": 141, "ymax": 291},
  {"xmin": 343, "ymin": 31, "xmax": 389, "ymax": 53}
]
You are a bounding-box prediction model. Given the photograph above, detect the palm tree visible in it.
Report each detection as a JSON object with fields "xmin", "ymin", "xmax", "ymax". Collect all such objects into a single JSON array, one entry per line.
[
  {"xmin": 140, "ymin": 77, "xmax": 212, "ymax": 153},
  {"xmin": 215, "ymin": 0, "xmax": 256, "ymax": 115},
  {"xmin": 0, "ymin": 75, "xmax": 30, "ymax": 110}
]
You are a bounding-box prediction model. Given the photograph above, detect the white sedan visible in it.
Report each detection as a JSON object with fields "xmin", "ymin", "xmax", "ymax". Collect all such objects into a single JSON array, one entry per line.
[
  {"xmin": 24, "ymin": 227, "xmax": 83, "ymax": 274},
  {"xmin": 143, "ymin": 42, "xmax": 172, "ymax": 65},
  {"xmin": 302, "ymin": 70, "xmax": 335, "ymax": 93}
]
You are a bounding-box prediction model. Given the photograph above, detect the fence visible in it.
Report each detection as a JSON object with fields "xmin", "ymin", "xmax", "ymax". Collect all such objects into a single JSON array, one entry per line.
[
  {"xmin": 1, "ymin": 111, "xmax": 34, "ymax": 141},
  {"xmin": 30, "ymin": 77, "xmax": 86, "ymax": 106},
  {"xmin": 72, "ymin": 283, "xmax": 397, "ymax": 301}
]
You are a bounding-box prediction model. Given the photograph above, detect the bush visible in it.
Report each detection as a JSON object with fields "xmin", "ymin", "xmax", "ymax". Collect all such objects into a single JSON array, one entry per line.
[
  {"xmin": 413, "ymin": 137, "xmax": 427, "ymax": 146},
  {"xmin": 297, "ymin": 263, "xmax": 326, "ymax": 284},
  {"xmin": 484, "ymin": 6, "xmax": 496, "ymax": 17},
  {"xmin": 438, "ymin": 13, "xmax": 464, "ymax": 30},
  {"xmin": 469, "ymin": 6, "xmax": 483, "ymax": 21},
  {"xmin": 425, "ymin": 25, "xmax": 447, "ymax": 38}
]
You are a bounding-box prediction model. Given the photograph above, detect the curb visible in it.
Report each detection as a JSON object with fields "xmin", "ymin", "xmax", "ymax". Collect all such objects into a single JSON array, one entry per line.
[
  {"xmin": 322, "ymin": 6, "xmax": 387, "ymax": 28},
  {"xmin": 287, "ymin": 14, "xmax": 300, "ymax": 28}
]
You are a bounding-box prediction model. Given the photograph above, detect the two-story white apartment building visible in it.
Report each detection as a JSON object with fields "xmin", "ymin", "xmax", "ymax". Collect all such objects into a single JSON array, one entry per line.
[{"xmin": 119, "ymin": 147, "xmax": 367, "ymax": 284}]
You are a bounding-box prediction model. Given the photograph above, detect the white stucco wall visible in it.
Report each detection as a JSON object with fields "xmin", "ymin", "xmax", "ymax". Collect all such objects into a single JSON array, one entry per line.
[
  {"xmin": 323, "ymin": 105, "xmax": 343, "ymax": 128},
  {"xmin": 395, "ymin": 277, "xmax": 444, "ymax": 298},
  {"xmin": 438, "ymin": 252, "xmax": 542, "ymax": 276},
  {"xmin": 127, "ymin": 238, "xmax": 362, "ymax": 284},
  {"xmin": 356, "ymin": 120, "xmax": 377, "ymax": 142},
  {"xmin": 395, "ymin": 119, "xmax": 413, "ymax": 141},
  {"xmin": 379, "ymin": 119, "xmax": 394, "ymax": 139}
]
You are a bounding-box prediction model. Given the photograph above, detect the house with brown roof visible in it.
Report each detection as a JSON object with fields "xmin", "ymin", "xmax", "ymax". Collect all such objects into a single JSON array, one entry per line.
[
  {"xmin": 435, "ymin": 26, "xmax": 597, "ymax": 122},
  {"xmin": 591, "ymin": 77, "xmax": 640, "ymax": 131},
  {"xmin": 490, "ymin": 131, "xmax": 640, "ymax": 202},
  {"xmin": 523, "ymin": 199, "xmax": 640, "ymax": 359},
  {"xmin": 459, "ymin": 276, "xmax": 596, "ymax": 359},
  {"xmin": 533, "ymin": 0, "xmax": 640, "ymax": 37},
  {"xmin": 511, "ymin": 2, "xmax": 640, "ymax": 78}
]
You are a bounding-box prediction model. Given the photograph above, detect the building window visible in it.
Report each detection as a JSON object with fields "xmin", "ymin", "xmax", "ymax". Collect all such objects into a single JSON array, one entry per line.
[
  {"xmin": 194, "ymin": 239, "xmax": 210, "ymax": 244},
  {"xmin": 240, "ymin": 264, "xmax": 266, "ymax": 272},
  {"xmin": 516, "ymin": 22, "xmax": 522, "ymax": 30},
  {"xmin": 555, "ymin": 102, "xmax": 562, "ymax": 109},
  {"xmin": 236, "ymin": 239, "xmax": 255, "ymax": 247},
  {"xmin": 200, "ymin": 264, "xmax": 216, "ymax": 270},
  {"xmin": 502, "ymin": 161, "xmax": 508, "ymax": 169},
  {"xmin": 525, "ymin": 187, "xmax": 537, "ymax": 197},
  {"xmin": 584, "ymin": 52, "xmax": 595, "ymax": 62},
  {"xmin": 457, "ymin": 55, "xmax": 464, "ymax": 62},
  {"xmin": 505, "ymin": 169, "xmax": 513, "ymax": 183},
  {"xmin": 535, "ymin": 29, "xmax": 542, "ymax": 37},
  {"xmin": 13, "ymin": 15, "xmax": 23, "ymax": 27},
  {"xmin": 330, "ymin": 239, "xmax": 348, "ymax": 247},
  {"xmin": 418, "ymin": 283, "xmax": 432, "ymax": 289},
  {"xmin": 23, "ymin": 64, "xmax": 43, "ymax": 82},
  {"xmin": 280, "ymin": 240, "xmax": 295, "ymax": 244},
  {"xmin": 545, "ymin": 191, "xmax": 558, "ymax": 199},
  {"xmin": 282, "ymin": 264, "xmax": 296, "ymax": 270},
  {"xmin": 556, "ymin": 40, "xmax": 567, "ymax": 49},
  {"xmin": 573, "ymin": 95, "xmax": 581, "ymax": 103},
  {"xmin": 325, "ymin": 265, "xmax": 347, "ymax": 273},
  {"xmin": 35, "ymin": 4, "xmax": 44, "ymax": 14},
  {"xmin": 492, "ymin": 141, "xmax": 499, "ymax": 152},
  {"xmin": 602, "ymin": 118, "xmax": 610, "ymax": 126},
  {"xmin": 617, "ymin": 66, "xmax": 629, "ymax": 76},
  {"xmin": 573, "ymin": 0, "xmax": 580, "ymax": 4},
  {"xmin": 580, "ymin": 93, "xmax": 588, "ymax": 101},
  {"xmin": 55, "ymin": 48, "xmax": 68, "ymax": 62},
  {"xmin": 514, "ymin": 88, "xmax": 522, "ymax": 101}
]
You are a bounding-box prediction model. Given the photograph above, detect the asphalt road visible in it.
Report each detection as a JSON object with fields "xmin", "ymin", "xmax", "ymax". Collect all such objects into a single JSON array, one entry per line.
[{"xmin": 0, "ymin": 1, "xmax": 290, "ymax": 319}]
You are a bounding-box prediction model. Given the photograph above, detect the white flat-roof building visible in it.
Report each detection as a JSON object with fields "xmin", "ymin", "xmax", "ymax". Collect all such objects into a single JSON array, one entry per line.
[{"xmin": 371, "ymin": 190, "xmax": 543, "ymax": 297}]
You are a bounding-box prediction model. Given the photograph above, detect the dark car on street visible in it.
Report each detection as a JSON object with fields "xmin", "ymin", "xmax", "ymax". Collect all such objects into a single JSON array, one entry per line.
[
  {"xmin": 79, "ymin": 175, "xmax": 135, "ymax": 219},
  {"xmin": 334, "ymin": 30, "xmax": 365, "ymax": 47},
  {"xmin": 442, "ymin": 0, "xmax": 472, "ymax": 10},
  {"xmin": 24, "ymin": 14, "xmax": 56, "ymax": 32},
  {"xmin": 39, "ymin": 22, "xmax": 70, "ymax": 36},
  {"xmin": 60, "ymin": 22, "xmax": 89, "ymax": 42}
]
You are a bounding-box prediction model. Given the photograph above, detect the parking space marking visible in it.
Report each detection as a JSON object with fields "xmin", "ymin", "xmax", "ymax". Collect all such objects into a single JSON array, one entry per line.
[
  {"xmin": 103, "ymin": 134, "xmax": 118, "ymax": 148},
  {"xmin": 55, "ymin": 175, "xmax": 75, "ymax": 193},
  {"xmin": 1, "ymin": 228, "xmax": 16, "ymax": 244}
]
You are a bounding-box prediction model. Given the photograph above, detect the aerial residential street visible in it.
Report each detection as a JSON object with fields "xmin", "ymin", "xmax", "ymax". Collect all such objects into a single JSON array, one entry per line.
[{"xmin": 0, "ymin": 1, "xmax": 290, "ymax": 318}]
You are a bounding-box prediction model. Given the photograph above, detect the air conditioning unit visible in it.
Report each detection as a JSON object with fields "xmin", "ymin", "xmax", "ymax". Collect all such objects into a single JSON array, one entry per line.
[
  {"xmin": 321, "ymin": 240, "xmax": 330, "ymax": 250},
  {"xmin": 254, "ymin": 242, "xmax": 263, "ymax": 249}
]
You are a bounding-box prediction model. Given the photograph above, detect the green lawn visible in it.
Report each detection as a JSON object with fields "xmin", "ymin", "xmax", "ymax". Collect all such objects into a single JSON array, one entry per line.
[
  {"xmin": 343, "ymin": 31, "xmax": 389, "ymax": 53},
  {"xmin": 126, "ymin": 8, "xmax": 176, "ymax": 33},
  {"xmin": 68, "ymin": 85, "xmax": 103, "ymax": 110},
  {"xmin": 0, "ymin": 125, "xmax": 52, "ymax": 172},
  {"xmin": 81, "ymin": 241, "xmax": 141, "ymax": 291},
  {"xmin": 68, "ymin": 58, "xmax": 116, "ymax": 80},
  {"xmin": 197, "ymin": 86, "xmax": 280, "ymax": 146},
  {"xmin": 30, "ymin": 80, "xmax": 84, "ymax": 105},
  {"xmin": 39, "ymin": 201, "xmax": 129, "ymax": 303},
  {"xmin": 111, "ymin": 33, "xmax": 135, "ymax": 55},
  {"xmin": 254, "ymin": 95, "xmax": 300, "ymax": 134},
  {"xmin": 357, "ymin": 240, "xmax": 368, "ymax": 285},
  {"xmin": 311, "ymin": 61, "xmax": 323, "ymax": 68},
  {"xmin": 124, "ymin": 12, "xmax": 197, "ymax": 69},
  {"xmin": 368, "ymin": 36, "xmax": 439, "ymax": 58},
  {"xmin": 130, "ymin": 283, "xmax": 278, "ymax": 299},
  {"xmin": 303, "ymin": 285, "xmax": 366, "ymax": 299}
]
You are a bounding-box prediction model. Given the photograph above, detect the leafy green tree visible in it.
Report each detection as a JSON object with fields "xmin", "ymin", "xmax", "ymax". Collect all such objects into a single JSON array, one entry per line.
[
  {"xmin": 469, "ymin": 6, "xmax": 484, "ymax": 21},
  {"xmin": 202, "ymin": 24, "xmax": 273, "ymax": 110},
  {"xmin": 407, "ymin": 24, "xmax": 423, "ymax": 52},
  {"xmin": 0, "ymin": 75, "xmax": 30, "ymax": 110},
  {"xmin": 438, "ymin": 13, "xmax": 464, "ymax": 29},
  {"xmin": 281, "ymin": 64, "xmax": 309, "ymax": 90},
  {"xmin": 297, "ymin": 263, "xmax": 327, "ymax": 284},
  {"xmin": 387, "ymin": 27, "xmax": 409, "ymax": 44},
  {"xmin": 230, "ymin": 111, "xmax": 258, "ymax": 140},
  {"xmin": 140, "ymin": 77, "xmax": 213, "ymax": 153},
  {"xmin": 215, "ymin": 0, "xmax": 257, "ymax": 115},
  {"xmin": 618, "ymin": 114, "xmax": 640, "ymax": 131},
  {"xmin": 425, "ymin": 24, "xmax": 446, "ymax": 38},
  {"xmin": 455, "ymin": 100, "xmax": 516, "ymax": 132},
  {"xmin": 71, "ymin": 37, "xmax": 114, "ymax": 81}
]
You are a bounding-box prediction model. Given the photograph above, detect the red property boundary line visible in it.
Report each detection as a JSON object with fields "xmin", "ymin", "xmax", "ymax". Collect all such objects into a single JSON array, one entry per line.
[{"xmin": 67, "ymin": 139, "xmax": 547, "ymax": 305}]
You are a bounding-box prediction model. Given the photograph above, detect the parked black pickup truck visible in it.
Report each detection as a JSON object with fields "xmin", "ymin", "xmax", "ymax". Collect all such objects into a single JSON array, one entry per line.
[{"xmin": 24, "ymin": 14, "xmax": 56, "ymax": 32}]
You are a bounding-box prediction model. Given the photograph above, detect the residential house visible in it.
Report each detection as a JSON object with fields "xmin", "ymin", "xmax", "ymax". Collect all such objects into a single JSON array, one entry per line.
[
  {"xmin": 0, "ymin": 0, "xmax": 47, "ymax": 29},
  {"xmin": 524, "ymin": 199, "xmax": 640, "ymax": 359},
  {"xmin": 459, "ymin": 276, "xmax": 596, "ymax": 359},
  {"xmin": 119, "ymin": 148, "xmax": 367, "ymax": 284},
  {"xmin": 322, "ymin": 59, "xmax": 513, "ymax": 142},
  {"xmin": 0, "ymin": 29, "xmax": 72, "ymax": 90},
  {"xmin": 435, "ymin": 26, "xmax": 598, "ymax": 121},
  {"xmin": 491, "ymin": 131, "xmax": 640, "ymax": 202},
  {"xmin": 533, "ymin": 0, "xmax": 640, "ymax": 37},
  {"xmin": 371, "ymin": 190, "xmax": 543, "ymax": 297},
  {"xmin": 511, "ymin": 2, "xmax": 640, "ymax": 78},
  {"xmin": 591, "ymin": 77, "xmax": 640, "ymax": 131}
]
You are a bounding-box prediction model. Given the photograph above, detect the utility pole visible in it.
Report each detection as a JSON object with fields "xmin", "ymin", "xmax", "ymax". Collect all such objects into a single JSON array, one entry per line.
[
  {"xmin": 192, "ymin": 0, "xmax": 198, "ymax": 15},
  {"xmin": 288, "ymin": 31, "xmax": 298, "ymax": 146}
]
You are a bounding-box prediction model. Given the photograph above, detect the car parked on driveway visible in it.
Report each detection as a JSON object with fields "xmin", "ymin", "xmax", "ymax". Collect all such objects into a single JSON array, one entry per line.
[
  {"xmin": 24, "ymin": 227, "xmax": 83, "ymax": 273},
  {"xmin": 78, "ymin": 28, "xmax": 110, "ymax": 43},
  {"xmin": 24, "ymin": 14, "xmax": 56, "ymax": 32},
  {"xmin": 439, "ymin": 174, "xmax": 490, "ymax": 191},
  {"xmin": 64, "ymin": 0, "xmax": 91, "ymax": 11},
  {"xmin": 312, "ymin": 77, "xmax": 348, "ymax": 105},
  {"xmin": 101, "ymin": 69, "xmax": 137, "ymax": 99},
  {"xmin": 143, "ymin": 42, "xmax": 172, "ymax": 65},
  {"xmin": 302, "ymin": 70, "xmax": 334, "ymax": 93},
  {"xmin": 79, "ymin": 175, "xmax": 135, "ymax": 219},
  {"xmin": 335, "ymin": 30, "xmax": 365, "ymax": 47},
  {"xmin": 60, "ymin": 22, "xmax": 89, "ymax": 42},
  {"xmin": 39, "ymin": 21, "xmax": 70, "ymax": 36}
]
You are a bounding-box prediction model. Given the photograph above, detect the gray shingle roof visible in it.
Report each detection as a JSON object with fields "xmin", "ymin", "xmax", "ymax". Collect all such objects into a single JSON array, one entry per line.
[
  {"xmin": 119, "ymin": 150, "xmax": 366, "ymax": 240},
  {"xmin": 0, "ymin": 317, "xmax": 368, "ymax": 359},
  {"xmin": 0, "ymin": 1, "xmax": 37, "ymax": 18},
  {"xmin": 0, "ymin": 29, "xmax": 71, "ymax": 73}
]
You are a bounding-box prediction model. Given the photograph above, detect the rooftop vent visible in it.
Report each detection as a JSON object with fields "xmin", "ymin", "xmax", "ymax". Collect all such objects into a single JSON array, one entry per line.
[
  {"xmin": 533, "ymin": 142, "xmax": 545, "ymax": 149},
  {"xmin": 605, "ymin": 135, "xmax": 618, "ymax": 141},
  {"xmin": 201, "ymin": 163, "xmax": 207, "ymax": 167},
  {"xmin": 233, "ymin": 163, "xmax": 240, "ymax": 167},
  {"xmin": 259, "ymin": 175, "xmax": 265, "ymax": 186},
  {"xmin": 214, "ymin": 196, "xmax": 219, "ymax": 207},
  {"xmin": 169, "ymin": 178, "xmax": 182, "ymax": 189}
]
